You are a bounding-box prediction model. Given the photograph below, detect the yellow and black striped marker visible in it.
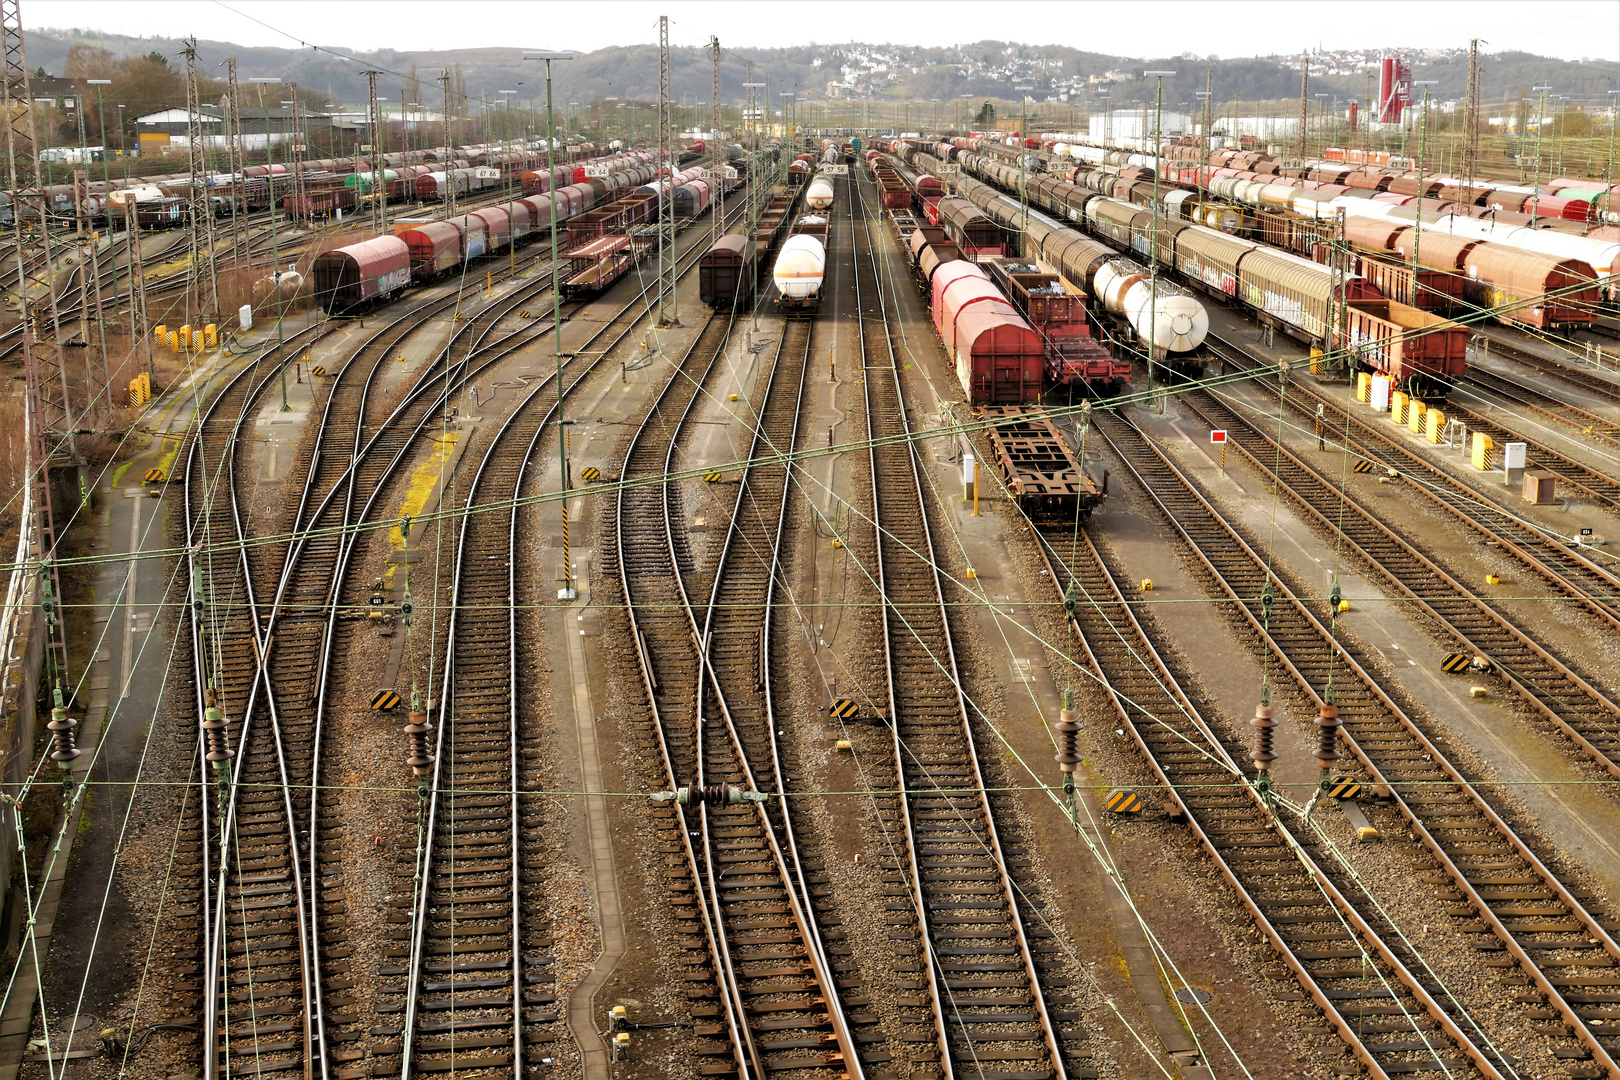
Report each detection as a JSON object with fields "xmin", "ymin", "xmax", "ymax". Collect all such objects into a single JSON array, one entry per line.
[
  {"xmin": 1440, "ymin": 652, "xmax": 1470, "ymax": 673},
  {"xmin": 582, "ymin": 466, "xmax": 601, "ymax": 482},
  {"xmin": 830, "ymin": 698, "xmax": 859, "ymax": 721},
  {"xmin": 519, "ymin": 310, "xmax": 532, "ymax": 318},
  {"xmin": 1326, "ymin": 775, "xmax": 1362, "ymax": 800},
  {"xmin": 1353, "ymin": 459, "xmax": 1374, "ymax": 474},
  {"xmin": 311, "ymin": 365, "xmax": 327, "ymax": 378},
  {"xmin": 704, "ymin": 470, "xmax": 723, "ymax": 482},
  {"xmin": 144, "ymin": 468, "xmax": 166, "ymax": 484},
  {"xmin": 371, "ymin": 689, "xmax": 402, "ymax": 711},
  {"xmin": 1104, "ymin": 788, "xmax": 1143, "ymax": 814}
]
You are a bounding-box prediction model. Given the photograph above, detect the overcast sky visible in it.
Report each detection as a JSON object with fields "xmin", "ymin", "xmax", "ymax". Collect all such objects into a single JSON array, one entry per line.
[{"xmin": 31, "ymin": 0, "xmax": 1620, "ymax": 62}]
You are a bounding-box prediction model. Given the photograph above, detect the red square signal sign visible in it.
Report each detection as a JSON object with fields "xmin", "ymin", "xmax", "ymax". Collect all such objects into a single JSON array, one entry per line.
[{"xmin": 1210, "ymin": 430, "xmax": 1228, "ymax": 444}]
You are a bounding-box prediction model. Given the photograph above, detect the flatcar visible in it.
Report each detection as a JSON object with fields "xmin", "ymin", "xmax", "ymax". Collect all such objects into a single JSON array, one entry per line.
[{"xmin": 980, "ymin": 406, "xmax": 1104, "ymax": 521}]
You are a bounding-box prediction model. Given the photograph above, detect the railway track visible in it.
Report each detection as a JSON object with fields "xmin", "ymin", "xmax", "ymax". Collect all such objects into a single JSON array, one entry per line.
[
  {"xmin": 180, "ymin": 330, "xmax": 329, "ymax": 1080},
  {"xmin": 848, "ymin": 173, "xmax": 1074, "ymax": 1080},
  {"xmin": 1196, "ymin": 339, "xmax": 1620, "ymax": 782},
  {"xmin": 692, "ymin": 311, "xmax": 876, "ymax": 1076},
  {"xmin": 173, "ymin": 201, "xmax": 719, "ymax": 1079},
  {"xmin": 1028, "ymin": 518, "xmax": 1513, "ymax": 1078},
  {"xmin": 1091, "ymin": 408, "xmax": 1620, "ymax": 1075},
  {"xmin": 1459, "ymin": 367, "xmax": 1620, "ymax": 452},
  {"xmin": 1209, "ymin": 341, "xmax": 1620, "ymax": 620},
  {"xmin": 615, "ymin": 305, "xmax": 861, "ymax": 1079},
  {"xmin": 1477, "ymin": 326, "xmax": 1620, "ymax": 409},
  {"xmin": 382, "ymin": 195, "xmax": 762, "ymax": 1079}
]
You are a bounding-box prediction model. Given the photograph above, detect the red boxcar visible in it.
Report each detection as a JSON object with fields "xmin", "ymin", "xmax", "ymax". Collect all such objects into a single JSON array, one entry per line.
[
  {"xmin": 398, "ymin": 221, "xmax": 463, "ymax": 277},
  {"xmin": 1339, "ymin": 299, "xmax": 1468, "ymax": 399},
  {"xmin": 312, "ymin": 235, "xmax": 410, "ymax": 312}
]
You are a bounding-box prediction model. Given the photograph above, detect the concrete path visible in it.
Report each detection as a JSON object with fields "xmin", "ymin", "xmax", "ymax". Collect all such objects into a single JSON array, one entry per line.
[{"xmin": 561, "ymin": 553, "xmax": 624, "ymax": 1080}]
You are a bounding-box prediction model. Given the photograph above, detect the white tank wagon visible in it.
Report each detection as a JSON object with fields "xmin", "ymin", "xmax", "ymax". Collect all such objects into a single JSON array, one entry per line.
[
  {"xmin": 773, "ymin": 233, "xmax": 826, "ymax": 309},
  {"xmin": 1093, "ymin": 259, "xmax": 1210, "ymax": 355},
  {"xmin": 805, "ymin": 177, "xmax": 835, "ymax": 211}
]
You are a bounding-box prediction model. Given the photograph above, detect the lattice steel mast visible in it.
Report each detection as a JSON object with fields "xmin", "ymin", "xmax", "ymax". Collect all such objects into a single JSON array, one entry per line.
[
  {"xmin": 288, "ymin": 81, "xmax": 306, "ymax": 225},
  {"xmin": 711, "ymin": 36, "xmax": 721, "ymax": 250},
  {"xmin": 3, "ymin": 0, "xmax": 69, "ymax": 682},
  {"xmin": 1462, "ymin": 39, "xmax": 1483, "ymax": 201},
  {"xmin": 224, "ymin": 58, "xmax": 246, "ymax": 269},
  {"xmin": 183, "ymin": 37, "xmax": 219, "ymax": 329},
  {"xmin": 1296, "ymin": 56, "xmax": 1310, "ymax": 159},
  {"xmin": 363, "ymin": 71, "xmax": 384, "ymax": 234},
  {"xmin": 439, "ymin": 70, "xmax": 455, "ymax": 218},
  {"xmin": 657, "ymin": 15, "xmax": 675, "ymax": 324}
]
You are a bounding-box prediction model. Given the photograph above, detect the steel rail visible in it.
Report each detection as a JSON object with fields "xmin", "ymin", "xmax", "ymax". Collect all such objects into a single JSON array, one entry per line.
[
  {"xmin": 850, "ymin": 171, "xmax": 1068, "ymax": 1080},
  {"xmin": 1209, "ymin": 339, "xmax": 1620, "ymax": 626},
  {"xmin": 1477, "ymin": 325, "xmax": 1620, "ymax": 408},
  {"xmin": 687, "ymin": 313, "xmax": 865, "ymax": 1077},
  {"xmin": 1028, "ymin": 521, "xmax": 1507, "ymax": 1079},
  {"xmin": 1190, "ymin": 348, "xmax": 1620, "ymax": 781},
  {"xmin": 1461, "ymin": 366, "xmax": 1620, "ymax": 452},
  {"xmin": 182, "ymin": 230, "xmax": 605, "ymax": 1080},
  {"xmin": 1093, "ymin": 410, "xmax": 1620, "ymax": 1074},
  {"xmin": 613, "ymin": 311, "xmax": 755, "ymax": 1077},
  {"xmin": 180, "ymin": 332, "xmax": 326, "ymax": 1080},
  {"xmin": 399, "ymin": 193, "xmax": 755, "ymax": 1078}
]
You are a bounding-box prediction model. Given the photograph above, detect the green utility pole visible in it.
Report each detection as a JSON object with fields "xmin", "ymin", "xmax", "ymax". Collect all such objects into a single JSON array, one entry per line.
[{"xmin": 525, "ymin": 51, "xmax": 576, "ymax": 599}]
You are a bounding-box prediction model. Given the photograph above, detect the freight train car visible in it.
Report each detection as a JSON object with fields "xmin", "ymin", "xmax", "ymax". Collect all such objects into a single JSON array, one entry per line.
[
  {"xmin": 699, "ymin": 233, "xmax": 759, "ymax": 309},
  {"xmin": 312, "ymin": 235, "xmax": 411, "ymax": 312},
  {"xmin": 773, "ymin": 233, "xmax": 825, "ymax": 310},
  {"xmin": 980, "ymin": 406, "xmax": 1105, "ymax": 521}
]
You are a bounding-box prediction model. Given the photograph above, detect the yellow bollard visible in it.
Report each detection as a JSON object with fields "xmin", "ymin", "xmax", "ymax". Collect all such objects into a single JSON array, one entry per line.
[
  {"xmin": 167, "ymin": 330, "xmax": 179, "ymax": 351},
  {"xmin": 1407, "ymin": 400, "xmax": 1426, "ymax": 434},
  {"xmin": 1309, "ymin": 347, "xmax": 1322, "ymax": 375},
  {"xmin": 205, "ymin": 323, "xmax": 217, "ymax": 347},
  {"xmin": 1390, "ymin": 390, "xmax": 1408, "ymax": 425},
  {"xmin": 1471, "ymin": 433, "xmax": 1494, "ymax": 471},
  {"xmin": 1355, "ymin": 372, "xmax": 1371, "ymax": 403},
  {"xmin": 1425, "ymin": 409, "xmax": 1445, "ymax": 444},
  {"xmin": 154, "ymin": 323, "xmax": 166, "ymax": 344}
]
